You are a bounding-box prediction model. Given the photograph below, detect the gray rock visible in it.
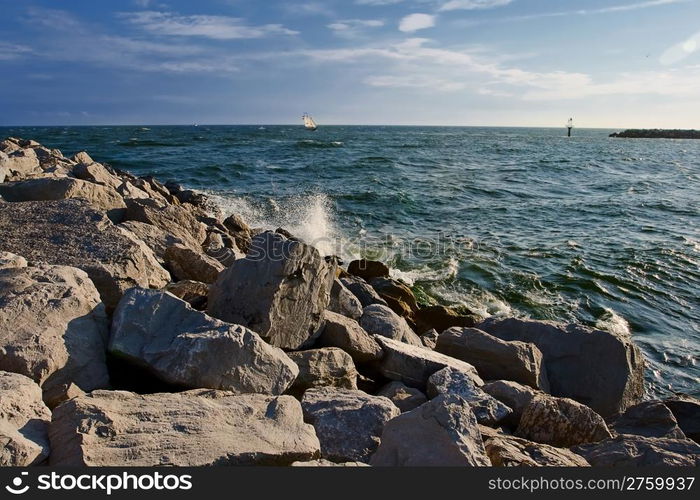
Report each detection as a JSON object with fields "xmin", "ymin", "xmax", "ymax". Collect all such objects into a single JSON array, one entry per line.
[
  {"xmin": 109, "ymin": 288, "xmax": 298, "ymax": 395},
  {"xmin": 664, "ymin": 394, "xmax": 700, "ymax": 443},
  {"xmin": 516, "ymin": 395, "xmax": 612, "ymax": 447},
  {"xmin": 436, "ymin": 327, "xmax": 549, "ymax": 391},
  {"xmin": 0, "ymin": 199, "xmax": 170, "ymax": 309},
  {"xmin": 0, "ymin": 371, "xmax": 51, "ymax": 466},
  {"xmin": 370, "ymin": 394, "xmax": 491, "ymax": 466},
  {"xmin": 360, "ymin": 304, "xmax": 422, "ymax": 346},
  {"xmin": 373, "ymin": 335, "xmax": 483, "ymax": 390},
  {"xmin": 420, "ymin": 328, "xmax": 439, "ymax": 350},
  {"xmin": 164, "ymin": 280, "xmax": 209, "ymax": 310},
  {"xmin": 0, "ymin": 177, "xmax": 126, "ymax": 222},
  {"xmin": 573, "ymin": 435, "xmax": 700, "ymax": 466},
  {"xmin": 0, "ymin": 264, "xmax": 109, "ymax": 407},
  {"xmin": 208, "ymin": 231, "xmax": 336, "ymax": 350},
  {"xmin": 125, "ymin": 198, "xmax": 207, "ymax": 250},
  {"xmin": 164, "ymin": 243, "xmax": 224, "ymax": 284},
  {"xmin": 328, "ymin": 278, "xmax": 363, "ymax": 320},
  {"xmin": 479, "ymin": 317, "xmax": 644, "ymax": 416},
  {"xmin": 301, "ymin": 387, "xmax": 399, "ymax": 463},
  {"xmin": 484, "ymin": 434, "xmax": 590, "ymax": 466},
  {"xmin": 377, "ymin": 381, "xmax": 427, "ymax": 413},
  {"xmin": 318, "ymin": 311, "xmax": 383, "ymax": 364},
  {"xmin": 481, "ymin": 380, "xmax": 539, "ymax": 427},
  {"xmin": 49, "ymin": 390, "xmax": 320, "ymax": 466},
  {"xmin": 287, "ymin": 348, "xmax": 358, "ymax": 397},
  {"xmin": 340, "ymin": 276, "xmax": 388, "ymax": 307},
  {"xmin": 427, "ymin": 367, "xmax": 512, "ymax": 426},
  {"xmin": 119, "ymin": 220, "xmax": 185, "ymax": 262},
  {"xmin": 611, "ymin": 401, "xmax": 686, "ymax": 439},
  {"xmin": 0, "ymin": 251, "xmax": 27, "ymax": 270}
]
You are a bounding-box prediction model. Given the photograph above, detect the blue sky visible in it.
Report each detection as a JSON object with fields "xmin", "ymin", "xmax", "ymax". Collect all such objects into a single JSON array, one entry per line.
[{"xmin": 1, "ymin": 0, "xmax": 699, "ymax": 127}]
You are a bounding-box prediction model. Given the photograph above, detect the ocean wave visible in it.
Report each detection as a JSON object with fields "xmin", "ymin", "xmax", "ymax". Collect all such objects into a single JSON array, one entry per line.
[{"xmin": 295, "ymin": 139, "xmax": 344, "ymax": 148}]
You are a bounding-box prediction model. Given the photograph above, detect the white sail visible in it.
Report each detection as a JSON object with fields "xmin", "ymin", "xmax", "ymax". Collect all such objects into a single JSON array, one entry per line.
[{"xmin": 303, "ymin": 113, "xmax": 318, "ymax": 130}]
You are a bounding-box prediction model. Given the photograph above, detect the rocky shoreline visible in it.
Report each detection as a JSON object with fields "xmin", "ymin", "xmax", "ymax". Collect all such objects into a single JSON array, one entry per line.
[
  {"xmin": 609, "ymin": 129, "xmax": 700, "ymax": 139},
  {"xmin": 1, "ymin": 137, "xmax": 698, "ymax": 467}
]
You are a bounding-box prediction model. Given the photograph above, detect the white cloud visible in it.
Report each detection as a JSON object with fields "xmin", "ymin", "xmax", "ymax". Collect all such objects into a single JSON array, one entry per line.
[
  {"xmin": 120, "ymin": 11, "xmax": 299, "ymax": 39},
  {"xmin": 0, "ymin": 42, "xmax": 33, "ymax": 61},
  {"xmin": 365, "ymin": 74, "xmax": 467, "ymax": 91},
  {"xmin": 356, "ymin": 0, "xmax": 405, "ymax": 5},
  {"xmin": 439, "ymin": 0, "xmax": 512, "ymax": 12},
  {"xmin": 328, "ymin": 19, "xmax": 385, "ymax": 37},
  {"xmin": 399, "ymin": 13, "xmax": 436, "ymax": 33}
]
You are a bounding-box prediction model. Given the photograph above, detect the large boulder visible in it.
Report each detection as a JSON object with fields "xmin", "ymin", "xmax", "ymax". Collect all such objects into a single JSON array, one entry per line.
[
  {"xmin": 360, "ymin": 304, "xmax": 422, "ymax": 346},
  {"xmin": 287, "ymin": 348, "xmax": 358, "ymax": 397},
  {"xmin": 0, "ymin": 199, "xmax": 170, "ymax": 309},
  {"xmin": 484, "ymin": 433, "xmax": 590, "ymax": 467},
  {"xmin": 318, "ymin": 311, "xmax": 383, "ymax": 364},
  {"xmin": 328, "ymin": 278, "xmax": 363, "ymax": 320},
  {"xmin": 73, "ymin": 162, "xmax": 122, "ymax": 191},
  {"xmin": 0, "ymin": 148, "xmax": 41, "ymax": 179},
  {"xmin": 377, "ymin": 381, "xmax": 427, "ymax": 413},
  {"xmin": 516, "ymin": 395, "xmax": 612, "ymax": 447},
  {"xmin": 481, "ymin": 380, "xmax": 539, "ymax": 427},
  {"xmin": 611, "ymin": 401, "xmax": 686, "ymax": 439},
  {"xmin": 124, "ymin": 198, "xmax": 206, "ymax": 250},
  {"xmin": 164, "ymin": 243, "xmax": 224, "ymax": 284},
  {"xmin": 208, "ymin": 231, "xmax": 336, "ymax": 350},
  {"xmin": 436, "ymin": 327, "xmax": 549, "ymax": 390},
  {"xmin": 427, "ymin": 367, "xmax": 512, "ymax": 426},
  {"xmin": 0, "ymin": 177, "xmax": 126, "ymax": 221},
  {"xmin": 368, "ymin": 277, "xmax": 419, "ymax": 319},
  {"xmin": 415, "ymin": 305, "xmax": 479, "ymax": 334},
  {"xmin": 340, "ymin": 276, "xmax": 388, "ymax": 307},
  {"xmin": 478, "ymin": 317, "xmax": 644, "ymax": 416},
  {"xmin": 49, "ymin": 390, "xmax": 320, "ymax": 466},
  {"xmin": 109, "ymin": 289, "xmax": 298, "ymax": 395},
  {"xmin": 664, "ymin": 395, "xmax": 700, "ymax": 443},
  {"xmin": 373, "ymin": 335, "xmax": 483, "ymax": 390},
  {"xmin": 0, "ymin": 264, "xmax": 109, "ymax": 406},
  {"xmin": 0, "ymin": 372, "xmax": 51, "ymax": 466},
  {"xmin": 370, "ymin": 394, "xmax": 491, "ymax": 466},
  {"xmin": 573, "ymin": 435, "xmax": 700, "ymax": 466},
  {"xmin": 347, "ymin": 259, "xmax": 389, "ymax": 281},
  {"xmin": 119, "ymin": 220, "xmax": 185, "ymax": 263},
  {"xmin": 301, "ymin": 388, "xmax": 399, "ymax": 463}
]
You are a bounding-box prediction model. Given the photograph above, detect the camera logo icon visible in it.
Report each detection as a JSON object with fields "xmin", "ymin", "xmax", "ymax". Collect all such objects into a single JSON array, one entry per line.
[{"xmin": 5, "ymin": 471, "xmax": 30, "ymax": 495}]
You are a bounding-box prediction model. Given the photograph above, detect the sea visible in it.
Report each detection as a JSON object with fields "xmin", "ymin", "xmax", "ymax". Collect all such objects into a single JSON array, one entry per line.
[{"xmin": 2, "ymin": 125, "xmax": 698, "ymax": 398}]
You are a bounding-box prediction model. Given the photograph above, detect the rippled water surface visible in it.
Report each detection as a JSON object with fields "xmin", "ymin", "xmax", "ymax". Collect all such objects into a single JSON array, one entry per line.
[{"xmin": 3, "ymin": 125, "xmax": 699, "ymax": 397}]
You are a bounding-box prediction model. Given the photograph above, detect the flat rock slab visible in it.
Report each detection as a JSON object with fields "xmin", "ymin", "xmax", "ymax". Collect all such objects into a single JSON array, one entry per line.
[
  {"xmin": 0, "ymin": 264, "xmax": 109, "ymax": 405},
  {"xmin": 484, "ymin": 434, "xmax": 589, "ymax": 466},
  {"xmin": 109, "ymin": 289, "xmax": 298, "ymax": 395},
  {"xmin": 373, "ymin": 335, "xmax": 483, "ymax": 390},
  {"xmin": 49, "ymin": 390, "xmax": 320, "ymax": 466},
  {"xmin": 370, "ymin": 394, "xmax": 491, "ymax": 466},
  {"xmin": 573, "ymin": 435, "xmax": 700, "ymax": 466},
  {"xmin": 0, "ymin": 371, "xmax": 51, "ymax": 466},
  {"xmin": 0, "ymin": 199, "xmax": 170, "ymax": 309},
  {"xmin": 301, "ymin": 388, "xmax": 399, "ymax": 463}
]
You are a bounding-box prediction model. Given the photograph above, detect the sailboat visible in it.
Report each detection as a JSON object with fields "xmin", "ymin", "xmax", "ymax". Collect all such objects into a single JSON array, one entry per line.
[{"xmin": 303, "ymin": 113, "xmax": 318, "ymax": 131}]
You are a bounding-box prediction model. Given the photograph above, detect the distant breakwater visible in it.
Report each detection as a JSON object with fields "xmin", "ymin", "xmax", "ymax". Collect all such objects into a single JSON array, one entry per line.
[{"xmin": 610, "ymin": 129, "xmax": 700, "ymax": 139}]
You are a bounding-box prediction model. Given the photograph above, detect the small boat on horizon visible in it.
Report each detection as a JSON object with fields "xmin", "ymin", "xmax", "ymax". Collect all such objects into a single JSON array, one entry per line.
[{"xmin": 303, "ymin": 113, "xmax": 318, "ymax": 131}]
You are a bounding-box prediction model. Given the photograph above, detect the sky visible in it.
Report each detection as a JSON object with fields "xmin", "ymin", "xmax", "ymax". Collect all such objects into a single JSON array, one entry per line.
[{"xmin": 0, "ymin": 0, "xmax": 699, "ymax": 127}]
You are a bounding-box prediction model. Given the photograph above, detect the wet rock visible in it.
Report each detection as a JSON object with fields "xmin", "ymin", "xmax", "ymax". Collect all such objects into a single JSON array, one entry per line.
[
  {"xmin": 125, "ymin": 198, "xmax": 207, "ymax": 250},
  {"xmin": 0, "ymin": 177, "xmax": 126, "ymax": 222},
  {"xmin": 49, "ymin": 390, "xmax": 320, "ymax": 466},
  {"xmin": 368, "ymin": 277, "xmax": 418, "ymax": 319},
  {"xmin": 573, "ymin": 435, "xmax": 700, "ymax": 466},
  {"xmin": 208, "ymin": 231, "xmax": 336, "ymax": 350},
  {"xmin": 0, "ymin": 251, "xmax": 27, "ymax": 270},
  {"xmin": 415, "ymin": 305, "xmax": 479, "ymax": 334},
  {"xmin": 664, "ymin": 394, "xmax": 700, "ymax": 443},
  {"xmin": 427, "ymin": 367, "xmax": 512, "ymax": 426},
  {"xmin": 373, "ymin": 335, "xmax": 483, "ymax": 390},
  {"xmin": 370, "ymin": 394, "xmax": 491, "ymax": 466},
  {"xmin": 436, "ymin": 327, "xmax": 549, "ymax": 390},
  {"xmin": 109, "ymin": 288, "xmax": 298, "ymax": 394},
  {"xmin": 481, "ymin": 380, "xmax": 539, "ymax": 427},
  {"xmin": 484, "ymin": 434, "xmax": 590, "ymax": 466},
  {"xmin": 0, "ymin": 371, "xmax": 51, "ymax": 466},
  {"xmin": 340, "ymin": 275, "xmax": 388, "ymax": 308},
  {"xmin": 611, "ymin": 401, "xmax": 686, "ymax": 439},
  {"xmin": 318, "ymin": 311, "xmax": 383, "ymax": 364},
  {"xmin": 164, "ymin": 280, "xmax": 209, "ymax": 310},
  {"xmin": 360, "ymin": 304, "xmax": 422, "ymax": 346},
  {"xmin": 0, "ymin": 264, "xmax": 109, "ymax": 406},
  {"xmin": 119, "ymin": 220, "xmax": 185, "ymax": 263},
  {"xmin": 479, "ymin": 317, "xmax": 644, "ymax": 416},
  {"xmin": 287, "ymin": 348, "xmax": 358, "ymax": 397},
  {"xmin": 377, "ymin": 381, "xmax": 427, "ymax": 413},
  {"xmin": 164, "ymin": 243, "xmax": 224, "ymax": 284},
  {"xmin": 301, "ymin": 388, "xmax": 399, "ymax": 463},
  {"xmin": 0, "ymin": 199, "xmax": 170, "ymax": 309},
  {"xmin": 516, "ymin": 395, "xmax": 612, "ymax": 447},
  {"xmin": 347, "ymin": 259, "xmax": 389, "ymax": 281},
  {"xmin": 328, "ymin": 278, "xmax": 363, "ymax": 320}
]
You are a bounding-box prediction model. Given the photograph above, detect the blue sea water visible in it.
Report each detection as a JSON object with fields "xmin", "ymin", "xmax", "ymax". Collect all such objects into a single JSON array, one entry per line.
[{"xmin": 2, "ymin": 125, "xmax": 699, "ymax": 398}]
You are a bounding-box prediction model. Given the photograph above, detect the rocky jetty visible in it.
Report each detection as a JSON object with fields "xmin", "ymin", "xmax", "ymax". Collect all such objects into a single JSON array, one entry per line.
[
  {"xmin": 609, "ymin": 129, "xmax": 700, "ymax": 139},
  {"xmin": 1, "ymin": 136, "xmax": 697, "ymax": 467}
]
